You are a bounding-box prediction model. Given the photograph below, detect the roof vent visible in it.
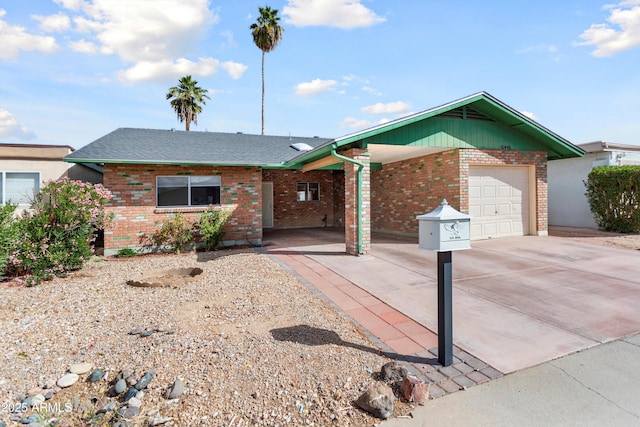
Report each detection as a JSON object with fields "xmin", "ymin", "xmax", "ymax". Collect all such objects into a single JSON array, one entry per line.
[
  {"xmin": 291, "ymin": 142, "xmax": 313, "ymax": 151},
  {"xmin": 236, "ymin": 132, "xmax": 243, "ymax": 134}
]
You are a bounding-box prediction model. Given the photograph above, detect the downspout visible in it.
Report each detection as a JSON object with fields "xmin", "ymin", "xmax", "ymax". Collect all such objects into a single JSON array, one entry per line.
[{"xmin": 331, "ymin": 145, "xmax": 364, "ymax": 255}]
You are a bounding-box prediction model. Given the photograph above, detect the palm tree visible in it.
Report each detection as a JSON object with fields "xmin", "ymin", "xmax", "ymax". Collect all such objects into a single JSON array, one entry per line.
[
  {"xmin": 250, "ymin": 6, "xmax": 284, "ymax": 135},
  {"xmin": 166, "ymin": 75, "xmax": 210, "ymax": 131}
]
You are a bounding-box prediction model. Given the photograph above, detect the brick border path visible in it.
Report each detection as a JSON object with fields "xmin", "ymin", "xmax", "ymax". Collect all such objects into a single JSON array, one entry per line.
[{"xmin": 262, "ymin": 243, "xmax": 503, "ymax": 399}]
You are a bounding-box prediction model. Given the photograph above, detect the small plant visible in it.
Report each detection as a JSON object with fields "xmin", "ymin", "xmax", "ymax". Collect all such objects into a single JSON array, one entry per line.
[
  {"xmin": 0, "ymin": 203, "xmax": 19, "ymax": 279},
  {"xmin": 152, "ymin": 213, "xmax": 193, "ymax": 253},
  {"xmin": 195, "ymin": 207, "xmax": 231, "ymax": 251},
  {"xmin": 116, "ymin": 248, "xmax": 137, "ymax": 258}
]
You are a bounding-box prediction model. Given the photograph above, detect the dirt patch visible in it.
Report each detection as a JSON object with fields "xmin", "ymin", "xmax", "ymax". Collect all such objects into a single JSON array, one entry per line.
[{"xmin": 549, "ymin": 226, "xmax": 640, "ymax": 251}]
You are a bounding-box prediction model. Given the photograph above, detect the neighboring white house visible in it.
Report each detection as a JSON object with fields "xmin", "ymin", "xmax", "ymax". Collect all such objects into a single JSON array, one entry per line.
[
  {"xmin": 548, "ymin": 141, "xmax": 640, "ymax": 228},
  {"xmin": 0, "ymin": 143, "xmax": 102, "ymax": 213}
]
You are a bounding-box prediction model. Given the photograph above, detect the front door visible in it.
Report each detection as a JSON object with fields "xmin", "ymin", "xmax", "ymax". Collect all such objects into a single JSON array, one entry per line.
[{"xmin": 262, "ymin": 181, "xmax": 274, "ymax": 228}]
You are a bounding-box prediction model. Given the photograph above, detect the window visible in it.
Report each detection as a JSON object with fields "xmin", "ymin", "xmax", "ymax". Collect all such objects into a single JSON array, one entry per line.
[
  {"xmin": 157, "ymin": 176, "xmax": 221, "ymax": 207},
  {"xmin": 0, "ymin": 172, "xmax": 40, "ymax": 205},
  {"xmin": 297, "ymin": 182, "xmax": 320, "ymax": 201}
]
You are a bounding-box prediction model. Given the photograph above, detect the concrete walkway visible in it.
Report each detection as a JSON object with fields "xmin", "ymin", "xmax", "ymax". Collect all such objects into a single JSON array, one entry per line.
[
  {"xmin": 384, "ymin": 333, "xmax": 640, "ymax": 427},
  {"xmin": 264, "ymin": 228, "xmax": 640, "ymax": 375}
]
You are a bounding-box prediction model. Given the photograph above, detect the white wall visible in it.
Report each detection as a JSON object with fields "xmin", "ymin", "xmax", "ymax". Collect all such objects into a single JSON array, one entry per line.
[{"xmin": 548, "ymin": 153, "xmax": 599, "ymax": 228}]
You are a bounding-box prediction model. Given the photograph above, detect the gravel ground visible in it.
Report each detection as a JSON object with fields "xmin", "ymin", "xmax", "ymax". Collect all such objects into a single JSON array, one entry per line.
[
  {"xmin": 549, "ymin": 227, "xmax": 640, "ymax": 250},
  {"xmin": 0, "ymin": 249, "xmax": 412, "ymax": 427}
]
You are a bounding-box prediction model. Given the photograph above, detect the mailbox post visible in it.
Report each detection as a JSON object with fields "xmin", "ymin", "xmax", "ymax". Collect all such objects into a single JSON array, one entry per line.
[{"xmin": 417, "ymin": 199, "xmax": 471, "ymax": 366}]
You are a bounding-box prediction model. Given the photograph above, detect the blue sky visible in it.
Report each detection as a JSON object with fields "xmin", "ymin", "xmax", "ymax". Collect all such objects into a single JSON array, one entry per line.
[{"xmin": 1, "ymin": 0, "xmax": 639, "ymax": 149}]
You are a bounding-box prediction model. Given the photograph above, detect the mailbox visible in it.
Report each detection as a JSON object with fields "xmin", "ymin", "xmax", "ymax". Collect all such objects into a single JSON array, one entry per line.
[{"xmin": 417, "ymin": 199, "xmax": 471, "ymax": 252}]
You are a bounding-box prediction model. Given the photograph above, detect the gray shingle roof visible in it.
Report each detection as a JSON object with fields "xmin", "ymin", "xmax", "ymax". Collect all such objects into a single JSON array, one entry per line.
[{"xmin": 65, "ymin": 128, "xmax": 332, "ymax": 167}]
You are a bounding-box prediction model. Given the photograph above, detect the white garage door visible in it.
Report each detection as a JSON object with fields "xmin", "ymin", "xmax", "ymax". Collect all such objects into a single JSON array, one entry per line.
[{"xmin": 469, "ymin": 166, "xmax": 530, "ymax": 239}]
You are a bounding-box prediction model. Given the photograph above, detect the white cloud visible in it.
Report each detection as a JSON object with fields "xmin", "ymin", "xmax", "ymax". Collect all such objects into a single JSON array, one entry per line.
[
  {"xmin": 295, "ymin": 78, "xmax": 338, "ymax": 96},
  {"xmin": 341, "ymin": 116, "xmax": 372, "ymax": 129},
  {"xmin": 283, "ymin": 0, "xmax": 386, "ymax": 29},
  {"xmin": 362, "ymin": 86, "xmax": 382, "ymax": 96},
  {"xmin": 578, "ymin": 1, "xmax": 640, "ymax": 56},
  {"xmin": 0, "ymin": 109, "xmax": 36, "ymax": 140},
  {"xmin": 69, "ymin": 39, "xmax": 98, "ymax": 54},
  {"xmin": 117, "ymin": 58, "xmax": 247, "ymax": 83},
  {"xmin": 32, "ymin": 12, "xmax": 71, "ymax": 32},
  {"xmin": 362, "ymin": 101, "xmax": 411, "ymax": 115},
  {"xmin": 0, "ymin": 9, "xmax": 58, "ymax": 59},
  {"xmin": 520, "ymin": 111, "xmax": 538, "ymax": 121}
]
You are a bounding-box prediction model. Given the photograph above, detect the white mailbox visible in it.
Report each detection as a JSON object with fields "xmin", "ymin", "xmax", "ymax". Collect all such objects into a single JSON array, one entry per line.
[{"xmin": 417, "ymin": 199, "xmax": 471, "ymax": 252}]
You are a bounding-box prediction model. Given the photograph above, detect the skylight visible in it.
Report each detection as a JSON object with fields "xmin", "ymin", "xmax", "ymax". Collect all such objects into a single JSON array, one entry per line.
[{"xmin": 291, "ymin": 142, "xmax": 313, "ymax": 151}]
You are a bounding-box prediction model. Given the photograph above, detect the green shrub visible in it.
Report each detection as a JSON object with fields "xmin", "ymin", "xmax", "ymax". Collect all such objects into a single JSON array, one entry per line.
[
  {"xmin": 116, "ymin": 248, "xmax": 137, "ymax": 257},
  {"xmin": 0, "ymin": 203, "xmax": 19, "ymax": 278},
  {"xmin": 195, "ymin": 207, "xmax": 231, "ymax": 251},
  {"xmin": 6, "ymin": 178, "xmax": 113, "ymax": 286},
  {"xmin": 585, "ymin": 165, "xmax": 640, "ymax": 233},
  {"xmin": 152, "ymin": 213, "xmax": 193, "ymax": 253}
]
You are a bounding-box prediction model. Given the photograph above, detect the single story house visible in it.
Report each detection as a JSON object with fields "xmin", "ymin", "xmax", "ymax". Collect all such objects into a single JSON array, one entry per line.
[
  {"xmin": 1, "ymin": 143, "xmax": 102, "ymax": 213},
  {"xmin": 64, "ymin": 92, "xmax": 583, "ymax": 256},
  {"xmin": 549, "ymin": 141, "xmax": 640, "ymax": 228}
]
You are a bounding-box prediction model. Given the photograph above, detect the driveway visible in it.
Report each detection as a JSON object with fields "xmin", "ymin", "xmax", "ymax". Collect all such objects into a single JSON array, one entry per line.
[{"xmin": 264, "ymin": 228, "xmax": 640, "ymax": 373}]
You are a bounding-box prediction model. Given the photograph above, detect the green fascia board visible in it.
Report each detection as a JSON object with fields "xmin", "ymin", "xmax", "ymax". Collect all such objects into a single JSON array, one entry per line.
[
  {"xmin": 285, "ymin": 92, "xmax": 583, "ymax": 168},
  {"xmin": 63, "ymin": 157, "xmax": 285, "ymax": 168}
]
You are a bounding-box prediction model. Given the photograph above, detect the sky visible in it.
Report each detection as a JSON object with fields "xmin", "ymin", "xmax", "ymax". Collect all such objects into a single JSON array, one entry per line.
[{"xmin": 1, "ymin": 0, "xmax": 639, "ymax": 150}]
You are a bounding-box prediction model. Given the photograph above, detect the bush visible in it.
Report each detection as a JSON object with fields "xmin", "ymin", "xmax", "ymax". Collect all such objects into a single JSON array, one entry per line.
[
  {"xmin": 585, "ymin": 165, "xmax": 640, "ymax": 233},
  {"xmin": 195, "ymin": 207, "xmax": 231, "ymax": 251},
  {"xmin": 116, "ymin": 248, "xmax": 137, "ymax": 258},
  {"xmin": 0, "ymin": 203, "xmax": 19, "ymax": 278},
  {"xmin": 6, "ymin": 178, "xmax": 113, "ymax": 286},
  {"xmin": 152, "ymin": 213, "xmax": 193, "ymax": 253}
]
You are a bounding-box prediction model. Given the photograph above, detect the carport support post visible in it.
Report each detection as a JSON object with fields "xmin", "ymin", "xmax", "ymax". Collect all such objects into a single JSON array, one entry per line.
[{"xmin": 437, "ymin": 250, "xmax": 453, "ymax": 366}]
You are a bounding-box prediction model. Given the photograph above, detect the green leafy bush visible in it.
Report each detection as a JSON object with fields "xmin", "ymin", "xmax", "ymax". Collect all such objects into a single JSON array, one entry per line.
[
  {"xmin": 116, "ymin": 248, "xmax": 137, "ymax": 257},
  {"xmin": 0, "ymin": 203, "xmax": 19, "ymax": 278},
  {"xmin": 195, "ymin": 207, "xmax": 231, "ymax": 251},
  {"xmin": 152, "ymin": 213, "xmax": 193, "ymax": 253},
  {"xmin": 6, "ymin": 178, "xmax": 113, "ymax": 286},
  {"xmin": 585, "ymin": 165, "xmax": 640, "ymax": 233}
]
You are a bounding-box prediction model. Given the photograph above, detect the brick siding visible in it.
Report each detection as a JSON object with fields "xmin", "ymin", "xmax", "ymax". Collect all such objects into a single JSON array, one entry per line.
[{"xmin": 103, "ymin": 164, "xmax": 262, "ymax": 254}]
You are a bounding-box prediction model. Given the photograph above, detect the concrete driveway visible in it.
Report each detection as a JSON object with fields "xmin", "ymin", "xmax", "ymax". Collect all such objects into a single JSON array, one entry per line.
[{"xmin": 264, "ymin": 228, "xmax": 640, "ymax": 374}]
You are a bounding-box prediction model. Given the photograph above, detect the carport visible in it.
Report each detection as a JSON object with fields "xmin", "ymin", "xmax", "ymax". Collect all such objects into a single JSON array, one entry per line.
[{"xmin": 264, "ymin": 228, "xmax": 640, "ymax": 373}]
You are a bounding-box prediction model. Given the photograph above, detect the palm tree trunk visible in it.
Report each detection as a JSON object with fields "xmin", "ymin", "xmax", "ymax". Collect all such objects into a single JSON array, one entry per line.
[{"xmin": 261, "ymin": 50, "xmax": 265, "ymax": 135}]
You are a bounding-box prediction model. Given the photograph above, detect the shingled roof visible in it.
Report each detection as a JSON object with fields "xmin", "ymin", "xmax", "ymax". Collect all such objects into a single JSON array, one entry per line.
[{"xmin": 64, "ymin": 128, "xmax": 332, "ymax": 167}]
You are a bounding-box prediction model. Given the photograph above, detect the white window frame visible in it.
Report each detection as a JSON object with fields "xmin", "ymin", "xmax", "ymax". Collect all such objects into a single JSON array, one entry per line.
[
  {"xmin": 297, "ymin": 182, "xmax": 320, "ymax": 202},
  {"xmin": 0, "ymin": 171, "xmax": 41, "ymax": 206},
  {"xmin": 156, "ymin": 175, "xmax": 221, "ymax": 207}
]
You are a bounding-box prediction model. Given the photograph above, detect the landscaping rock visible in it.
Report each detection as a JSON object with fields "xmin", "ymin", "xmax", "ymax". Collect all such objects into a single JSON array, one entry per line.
[
  {"xmin": 355, "ymin": 383, "xmax": 395, "ymax": 420},
  {"xmin": 87, "ymin": 369, "xmax": 104, "ymax": 383},
  {"xmin": 134, "ymin": 370, "xmax": 155, "ymax": 390},
  {"xmin": 380, "ymin": 361, "xmax": 407, "ymax": 383},
  {"xmin": 69, "ymin": 363, "xmax": 93, "ymax": 375},
  {"xmin": 114, "ymin": 378, "xmax": 127, "ymax": 394},
  {"xmin": 57, "ymin": 373, "xmax": 79, "ymax": 388},
  {"xmin": 165, "ymin": 379, "xmax": 184, "ymax": 399},
  {"xmin": 401, "ymin": 374, "xmax": 430, "ymax": 405}
]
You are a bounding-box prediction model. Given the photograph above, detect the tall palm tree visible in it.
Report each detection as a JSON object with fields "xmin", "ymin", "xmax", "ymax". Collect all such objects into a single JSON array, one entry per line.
[
  {"xmin": 166, "ymin": 75, "xmax": 210, "ymax": 131},
  {"xmin": 250, "ymin": 6, "xmax": 284, "ymax": 135}
]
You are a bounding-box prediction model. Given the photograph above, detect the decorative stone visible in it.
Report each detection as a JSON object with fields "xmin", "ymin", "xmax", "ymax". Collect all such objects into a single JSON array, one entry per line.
[
  {"xmin": 165, "ymin": 379, "xmax": 184, "ymax": 399},
  {"xmin": 401, "ymin": 375, "xmax": 430, "ymax": 405},
  {"xmin": 148, "ymin": 417, "xmax": 172, "ymax": 426},
  {"xmin": 128, "ymin": 327, "xmax": 145, "ymax": 335},
  {"xmin": 355, "ymin": 383, "xmax": 395, "ymax": 420},
  {"xmin": 114, "ymin": 378, "xmax": 127, "ymax": 394},
  {"xmin": 134, "ymin": 370, "xmax": 155, "ymax": 390},
  {"xmin": 140, "ymin": 330, "xmax": 153, "ymax": 338},
  {"xmin": 69, "ymin": 363, "xmax": 93, "ymax": 375},
  {"xmin": 31, "ymin": 395, "xmax": 45, "ymax": 405},
  {"xmin": 380, "ymin": 362, "xmax": 407, "ymax": 383},
  {"xmin": 87, "ymin": 369, "xmax": 104, "ymax": 383},
  {"xmin": 127, "ymin": 397, "xmax": 142, "ymax": 408},
  {"xmin": 44, "ymin": 391, "xmax": 54, "ymax": 400},
  {"xmin": 98, "ymin": 401, "xmax": 115, "ymax": 414},
  {"xmin": 119, "ymin": 406, "xmax": 140, "ymax": 419},
  {"xmin": 123, "ymin": 387, "xmax": 138, "ymax": 402},
  {"xmin": 57, "ymin": 373, "xmax": 79, "ymax": 388}
]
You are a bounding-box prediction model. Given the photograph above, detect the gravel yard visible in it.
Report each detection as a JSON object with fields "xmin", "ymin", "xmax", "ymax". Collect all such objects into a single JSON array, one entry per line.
[{"xmin": 0, "ymin": 249, "xmax": 411, "ymax": 427}]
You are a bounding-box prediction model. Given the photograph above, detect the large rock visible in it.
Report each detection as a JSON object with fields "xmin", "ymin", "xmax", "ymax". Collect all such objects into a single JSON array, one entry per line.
[
  {"xmin": 57, "ymin": 373, "xmax": 79, "ymax": 388},
  {"xmin": 380, "ymin": 362, "xmax": 408, "ymax": 383},
  {"xmin": 401, "ymin": 375, "xmax": 430, "ymax": 405},
  {"xmin": 165, "ymin": 379, "xmax": 184, "ymax": 399},
  {"xmin": 355, "ymin": 383, "xmax": 395, "ymax": 420}
]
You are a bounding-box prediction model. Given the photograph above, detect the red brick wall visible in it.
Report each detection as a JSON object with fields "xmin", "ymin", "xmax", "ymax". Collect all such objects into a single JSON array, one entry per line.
[
  {"xmin": 371, "ymin": 149, "xmax": 461, "ymax": 235},
  {"xmin": 262, "ymin": 169, "xmax": 336, "ymax": 228},
  {"xmin": 371, "ymin": 148, "xmax": 548, "ymax": 236},
  {"xmin": 342, "ymin": 148, "xmax": 371, "ymax": 255},
  {"xmin": 103, "ymin": 164, "xmax": 262, "ymax": 254}
]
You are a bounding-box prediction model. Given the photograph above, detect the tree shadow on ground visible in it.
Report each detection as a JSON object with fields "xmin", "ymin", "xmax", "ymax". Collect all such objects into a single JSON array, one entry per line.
[{"xmin": 270, "ymin": 324, "xmax": 440, "ymax": 366}]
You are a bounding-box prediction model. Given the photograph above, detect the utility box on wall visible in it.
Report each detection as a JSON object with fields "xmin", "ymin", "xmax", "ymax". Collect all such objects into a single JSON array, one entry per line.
[{"xmin": 417, "ymin": 199, "xmax": 471, "ymax": 252}]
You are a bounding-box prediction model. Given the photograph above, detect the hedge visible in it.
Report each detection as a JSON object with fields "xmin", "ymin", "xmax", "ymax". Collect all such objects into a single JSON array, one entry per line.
[{"xmin": 585, "ymin": 165, "xmax": 640, "ymax": 233}]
